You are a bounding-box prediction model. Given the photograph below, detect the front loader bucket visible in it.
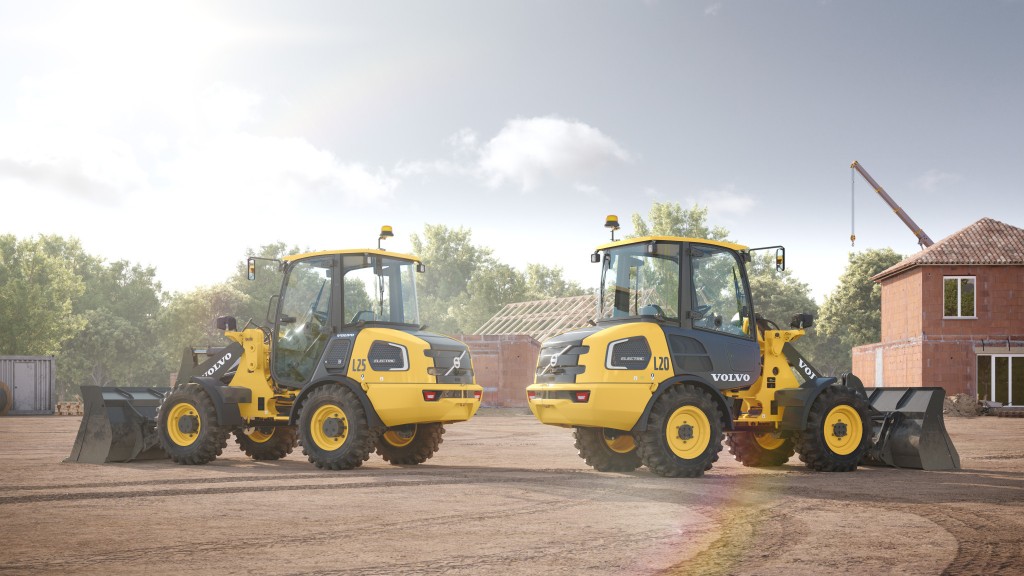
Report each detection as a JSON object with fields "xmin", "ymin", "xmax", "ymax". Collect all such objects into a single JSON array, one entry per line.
[
  {"xmin": 862, "ymin": 387, "xmax": 960, "ymax": 470},
  {"xmin": 65, "ymin": 386, "xmax": 171, "ymax": 464}
]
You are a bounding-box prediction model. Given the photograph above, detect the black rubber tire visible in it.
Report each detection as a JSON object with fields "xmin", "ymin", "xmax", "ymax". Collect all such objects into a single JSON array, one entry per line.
[
  {"xmin": 375, "ymin": 423, "xmax": 445, "ymax": 465},
  {"xmin": 234, "ymin": 426, "xmax": 298, "ymax": 460},
  {"xmin": 298, "ymin": 384, "xmax": 376, "ymax": 470},
  {"xmin": 574, "ymin": 427, "xmax": 642, "ymax": 472},
  {"xmin": 0, "ymin": 380, "xmax": 11, "ymax": 416},
  {"xmin": 794, "ymin": 386, "xmax": 871, "ymax": 472},
  {"xmin": 638, "ymin": 384, "xmax": 724, "ymax": 478},
  {"xmin": 726, "ymin": 431, "xmax": 795, "ymax": 467},
  {"xmin": 157, "ymin": 382, "xmax": 230, "ymax": 465}
]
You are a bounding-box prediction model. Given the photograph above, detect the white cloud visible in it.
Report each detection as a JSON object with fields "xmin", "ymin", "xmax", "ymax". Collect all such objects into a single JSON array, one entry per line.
[
  {"xmin": 705, "ymin": 3, "xmax": 723, "ymax": 16},
  {"xmin": 573, "ymin": 182, "xmax": 600, "ymax": 196},
  {"xmin": 395, "ymin": 117, "xmax": 632, "ymax": 192},
  {"xmin": 478, "ymin": 116, "xmax": 632, "ymax": 191},
  {"xmin": 164, "ymin": 133, "xmax": 397, "ymax": 203},
  {"xmin": 446, "ymin": 128, "xmax": 479, "ymax": 157},
  {"xmin": 912, "ymin": 169, "xmax": 962, "ymax": 194},
  {"xmin": 198, "ymin": 83, "xmax": 263, "ymax": 134}
]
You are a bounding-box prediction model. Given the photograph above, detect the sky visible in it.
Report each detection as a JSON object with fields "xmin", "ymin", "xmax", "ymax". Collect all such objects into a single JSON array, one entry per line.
[{"xmin": 2, "ymin": 0, "xmax": 1022, "ymax": 303}]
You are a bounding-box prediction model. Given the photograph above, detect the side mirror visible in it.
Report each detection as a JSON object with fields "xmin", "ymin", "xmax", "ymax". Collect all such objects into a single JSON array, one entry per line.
[
  {"xmin": 775, "ymin": 247, "xmax": 786, "ymax": 272},
  {"xmin": 590, "ymin": 252, "xmax": 600, "ymax": 263},
  {"xmin": 417, "ymin": 262, "xmax": 426, "ymax": 273},
  {"xmin": 790, "ymin": 313, "xmax": 814, "ymax": 329},
  {"xmin": 216, "ymin": 316, "xmax": 237, "ymax": 331}
]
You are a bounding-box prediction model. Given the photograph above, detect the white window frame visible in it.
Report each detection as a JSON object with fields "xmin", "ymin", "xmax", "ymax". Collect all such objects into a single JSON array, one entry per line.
[
  {"xmin": 943, "ymin": 275, "xmax": 976, "ymax": 319},
  {"xmin": 978, "ymin": 354, "xmax": 1023, "ymax": 406}
]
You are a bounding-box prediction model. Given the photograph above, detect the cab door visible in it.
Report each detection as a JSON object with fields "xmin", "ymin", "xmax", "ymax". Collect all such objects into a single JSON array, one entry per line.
[
  {"xmin": 272, "ymin": 255, "xmax": 338, "ymax": 388},
  {"xmin": 679, "ymin": 243, "xmax": 760, "ymax": 389}
]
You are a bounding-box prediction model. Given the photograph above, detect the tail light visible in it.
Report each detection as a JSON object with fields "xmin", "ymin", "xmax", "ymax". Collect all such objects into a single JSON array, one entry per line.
[
  {"xmin": 422, "ymin": 390, "xmax": 440, "ymax": 402},
  {"xmin": 573, "ymin": 391, "xmax": 590, "ymax": 403},
  {"xmin": 473, "ymin": 390, "xmax": 482, "ymax": 401},
  {"xmin": 527, "ymin": 390, "xmax": 536, "ymax": 401}
]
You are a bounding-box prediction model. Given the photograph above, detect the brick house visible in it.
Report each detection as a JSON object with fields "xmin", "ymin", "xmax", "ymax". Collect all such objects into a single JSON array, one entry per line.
[{"xmin": 852, "ymin": 218, "xmax": 1024, "ymax": 405}]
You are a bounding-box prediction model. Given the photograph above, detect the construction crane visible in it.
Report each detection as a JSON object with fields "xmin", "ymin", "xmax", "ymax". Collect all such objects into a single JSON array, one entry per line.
[{"xmin": 850, "ymin": 160, "xmax": 934, "ymax": 249}]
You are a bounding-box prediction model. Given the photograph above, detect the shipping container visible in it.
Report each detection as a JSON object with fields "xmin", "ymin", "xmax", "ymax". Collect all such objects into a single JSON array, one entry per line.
[{"xmin": 0, "ymin": 356, "xmax": 55, "ymax": 415}]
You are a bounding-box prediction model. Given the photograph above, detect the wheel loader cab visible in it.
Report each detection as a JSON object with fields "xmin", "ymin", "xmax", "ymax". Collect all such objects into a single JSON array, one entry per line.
[{"xmin": 271, "ymin": 252, "xmax": 423, "ymax": 388}]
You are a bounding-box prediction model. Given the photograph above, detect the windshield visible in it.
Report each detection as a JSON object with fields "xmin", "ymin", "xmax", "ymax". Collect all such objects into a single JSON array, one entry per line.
[
  {"xmin": 342, "ymin": 255, "xmax": 420, "ymax": 326},
  {"xmin": 599, "ymin": 243, "xmax": 680, "ymax": 321}
]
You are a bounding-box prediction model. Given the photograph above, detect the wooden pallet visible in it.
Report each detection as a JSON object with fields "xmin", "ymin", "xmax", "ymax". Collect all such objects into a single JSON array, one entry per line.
[{"xmin": 55, "ymin": 402, "xmax": 84, "ymax": 416}]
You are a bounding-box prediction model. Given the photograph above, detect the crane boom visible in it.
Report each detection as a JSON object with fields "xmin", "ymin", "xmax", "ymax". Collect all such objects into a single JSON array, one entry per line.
[{"xmin": 850, "ymin": 160, "xmax": 934, "ymax": 248}]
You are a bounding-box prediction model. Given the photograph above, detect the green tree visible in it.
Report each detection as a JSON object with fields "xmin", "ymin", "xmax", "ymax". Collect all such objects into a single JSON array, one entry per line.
[
  {"xmin": 57, "ymin": 260, "xmax": 165, "ymax": 399},
  {"xmin": 228, "ymin": 242, "xmax": 302, "ymax": 327},
  {"xmin": 815, "ymin": 249, "xmax": 904, "ymax": 374},
  {"xmin": 523, "ymin": 264, "xmax": 588, "ymax": 300},
  {"xmin": 157, "ymin": 283, "xmax": 251, "ymax": 377},
  {"xmin": 456, "ymin": 261, "xmax": 528, "ymax": 334},
  {"xmin": 410, "ymin": 225, "xmax": 490, "ymax": 334},
  {"xmin": 0, "ymin": 235, "xmax": 87, "ymax": 356},
  {"xmin": 747, "ymin": 253, "xmax": 819, "ymax": 327},
  {"xmin": 630, "ymin": 202, "xmax": 730, "ymax": 240}
]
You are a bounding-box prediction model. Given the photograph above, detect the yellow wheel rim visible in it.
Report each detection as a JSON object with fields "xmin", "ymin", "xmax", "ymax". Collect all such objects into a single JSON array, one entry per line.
[
  {"xmin": 823, "ymin": 405, "xmax": 863, "ymax": 456},
  {"xmin": 310, "ymin": 404, "xmax": 348, "ymax": 451},
  {"xmin": 754, "ymin": 432, "xmax": 786, "ymax": 451},
  {"xmin": 247, "ymin": 428, "xmax": 274, "ymax": 443},
  {"xmin": 603, "ymin": 430, "xmax": 636, "ymax": 454},
  {"xmin": 665, "ymin": 405, "xmax": 711, "ymax": 460},
  {"xmin": 383, "ymin": 426, "xmax": 417, "ymax": 448},
  {"xmin": 166, "ymin": 402, "xmax": 201, "ymax": 447}
]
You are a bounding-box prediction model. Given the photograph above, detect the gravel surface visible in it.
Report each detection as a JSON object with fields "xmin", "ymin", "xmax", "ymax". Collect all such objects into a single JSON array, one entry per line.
[{"xmin": 1, "ymin": 411, "xmax": 1021, "ymax": 575}]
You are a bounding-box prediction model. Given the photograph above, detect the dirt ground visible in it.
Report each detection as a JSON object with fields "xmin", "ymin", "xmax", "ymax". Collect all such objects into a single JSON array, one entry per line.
[{"xmin": 1, "ymin": 411, "xmax": 1022, "ymax": 576}]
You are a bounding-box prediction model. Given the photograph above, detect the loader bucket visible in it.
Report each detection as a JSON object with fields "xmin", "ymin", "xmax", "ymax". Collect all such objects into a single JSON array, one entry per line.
[
  {"xmin": 64, "ymin": 385, "xmax": 171, "ymax": 464},
  {"xmin": 862, "ymin": 387, "xmax": 960, "ymax": 470}
]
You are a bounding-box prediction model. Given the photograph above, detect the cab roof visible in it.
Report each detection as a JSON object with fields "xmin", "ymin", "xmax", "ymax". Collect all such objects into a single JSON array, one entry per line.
[
  {"xmin": 282, "ymin": 248, "xmax": 421, "ymax": 263},
  {"xmin": 595, "ymin": 235, "xmax": 748, "ymax": 252}
]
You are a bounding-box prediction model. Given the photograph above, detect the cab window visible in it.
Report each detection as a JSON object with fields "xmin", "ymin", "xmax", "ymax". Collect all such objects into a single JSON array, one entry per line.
[{"xmin": 690, "ymin": 246, "xmax": 751, "ymax": 338}]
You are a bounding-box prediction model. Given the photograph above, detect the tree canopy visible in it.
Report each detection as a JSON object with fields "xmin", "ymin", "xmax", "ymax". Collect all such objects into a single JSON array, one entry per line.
[
  {"xmin": 814, "ymin": 249, "xmax": 904, "ymax": 374},
  {"xmin": 0, "ymin": 210, "xmax": 899, "ymax": 399}
]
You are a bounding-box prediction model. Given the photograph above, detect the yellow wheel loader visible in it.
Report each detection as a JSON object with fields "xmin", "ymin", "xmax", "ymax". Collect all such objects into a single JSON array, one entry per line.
[
  {"xmin": 67, "ymin": 230, "xmax": 482, "ymax": 469},
  {"xmin": 526, "ymin": 216, "xmax": 959, "ymax": 477}
]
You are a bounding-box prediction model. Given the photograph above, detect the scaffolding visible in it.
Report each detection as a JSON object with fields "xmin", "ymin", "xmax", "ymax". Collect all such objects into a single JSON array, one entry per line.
[{"xmin": 474, "ymin": 294, "xmax": 597, "ymax": 343}]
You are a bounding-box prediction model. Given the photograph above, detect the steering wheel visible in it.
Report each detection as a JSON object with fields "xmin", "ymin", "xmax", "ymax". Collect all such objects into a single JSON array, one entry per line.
[
  {"xmin": 351, "ymin": 310, "xmax": 376, "ymax": 323},
  {"xmin": 640, "ymin": 304, "xmax": 666, "ymax": 317}
]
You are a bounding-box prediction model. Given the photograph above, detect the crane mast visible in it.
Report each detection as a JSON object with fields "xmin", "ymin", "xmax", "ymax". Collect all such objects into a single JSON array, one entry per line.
[{"xmin": 850, "ymin": 160, "xmax": 934, "ymax": 248}]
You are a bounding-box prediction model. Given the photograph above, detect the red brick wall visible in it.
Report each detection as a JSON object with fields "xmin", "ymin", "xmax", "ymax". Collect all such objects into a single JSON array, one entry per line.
[
  {"xmin": 852, "ymin": 340, "xmax": 924, "ymax": 388},
  {"xmin": 855, "ymin": 264, "xmax": 1023, "ymax": 397},
  {"xmin": 920, "ymin": 266, "xmax": 1024, "ymax": 337},
  {"xmin": 851, "ymin": 343, "xmax": 878, "ymax": 386},
  {"xmin": 880, "ymin": 268, "xmax": 923, "ymax": 341},
  {"xmin": 460, "ymin": 334, "xmax": 540, "ymax": 408},
  {"xmin": 922, "ymin": 340, "xmax": 977, "ymax": 396}
]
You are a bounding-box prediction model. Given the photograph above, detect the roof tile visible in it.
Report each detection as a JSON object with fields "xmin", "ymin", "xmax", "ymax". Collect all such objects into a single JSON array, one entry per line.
[{"xmin": 873, "ymin": 218, "xmax": 1024, "ymax": 281}]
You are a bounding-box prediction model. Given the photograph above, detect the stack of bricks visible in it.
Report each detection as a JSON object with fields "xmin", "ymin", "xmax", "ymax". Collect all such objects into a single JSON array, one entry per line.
[{"xmin": 55, "ymin": 402, "xmax": 84, "ymax": 416}]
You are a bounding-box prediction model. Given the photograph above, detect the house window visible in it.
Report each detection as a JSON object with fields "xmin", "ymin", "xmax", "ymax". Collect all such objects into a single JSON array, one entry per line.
[{"xmin": 943, "ymin": 276, "xmax": 975, "ymax": 318}]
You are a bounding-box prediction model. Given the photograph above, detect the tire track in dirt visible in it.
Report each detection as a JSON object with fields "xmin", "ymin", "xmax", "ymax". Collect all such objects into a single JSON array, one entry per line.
[
  {"xmin": 900, "ymin": 505, "xmax": 1023, "ymax": 575},
  {"xmin": 0, "ymin": 466, "xmax": 647, "ymax": 506},
  {"xmin": 4, "ymin": 473, "xmax": 329, "ymax": 492},
  {"xmin": 1, "ymin": 481, "xmax": 620, "ymax": 574}
]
